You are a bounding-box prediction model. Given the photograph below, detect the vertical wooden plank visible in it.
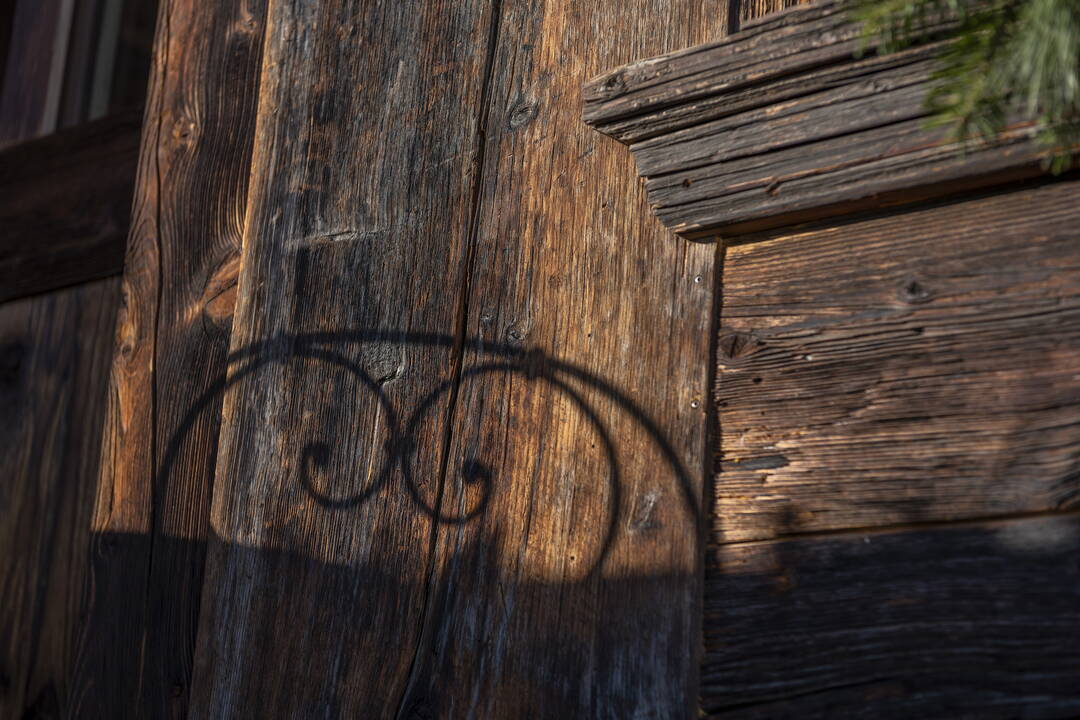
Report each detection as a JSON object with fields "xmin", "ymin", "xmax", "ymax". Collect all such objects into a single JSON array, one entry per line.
[
  {"xmin": 0, "ymin": 279, "xmax": 118, "ymax": 719},
  {"xmin": 192, "ymin": 0, "xmax": 731, "ymax": 717},
  {"xmin": 188, "ymin": 1, "xmax": 497, "ymax": 716},
  {"xmin": 394, "ymin": 1, "xmax": 728, "ymax": 716},
  {"xmin": 57, "ymin": 0, "xmax": 105, "ymax": 127},
  {"xmin": 0, "ymin": 0, "xmax": 73, "ymax": 145},
  {"xmin": 94, "ymin": 0, "xmax": 159, "ymax": 118},
  {"xmin": 69, "ymin": 1, "xmax": 267, "ymax": 717}
]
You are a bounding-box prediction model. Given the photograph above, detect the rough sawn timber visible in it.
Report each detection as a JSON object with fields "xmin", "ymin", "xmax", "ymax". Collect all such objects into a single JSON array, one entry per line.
[
  {"xmin": 703, "ymin": 514, "xmax": 1080, "ymax": 717},
  {"xmin": 582, "ymin": 0, "xmax": 1059, "ymax": 238},
  {"xmin": 0, "ymin": 279, "xmax": 118, "ymax": 720},
  {"xmin": 714, "ymin": 178, "xmax": 1080, "ymax": 543},
  {"xmin": 188, "ymin": 0, "xmax": 727, "ymax": 717},
  {"xmin": 70, "ymin": 0, "xmax": 268, "ymax": 717}
]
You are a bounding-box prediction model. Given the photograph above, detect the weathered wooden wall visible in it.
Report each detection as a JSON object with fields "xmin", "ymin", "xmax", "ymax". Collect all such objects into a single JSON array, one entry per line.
[
  {"xmin": 186, "ymin": 0, "xmax": 729, "ymax": 716},
  {"xmin": 0, "ymin": 3, "xmax": 123, "ymax": 717},
  {"xmin": 0, "ymin": 1, "xmax": 150, "ymax": 717},
  {"xmin": 3, "ymin": 0, "xmax": 730, "ymax": 715},
  {"xmin": 706, "ymin": 178, "xmax": 1080, "ymax": 716},
  {"xmin": 584, "ymin": 0, "xmax": 1080, "ymax": 716},
  {"xmin": 71, "ymin": 0, "xmax": 267, "ymax": 717},
  {"xmin": 0, "ymin": 280, "xmax": 117, "ymax": 719},
  {"xmin": 11, "ymin": 0, "xmax": 1079, "ymax": 716}
]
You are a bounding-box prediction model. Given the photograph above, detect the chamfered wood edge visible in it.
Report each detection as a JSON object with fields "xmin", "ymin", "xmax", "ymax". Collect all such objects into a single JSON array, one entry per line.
[{"xmin": 0, "ymin": 109, "xmax": 141, "ymax": 302}]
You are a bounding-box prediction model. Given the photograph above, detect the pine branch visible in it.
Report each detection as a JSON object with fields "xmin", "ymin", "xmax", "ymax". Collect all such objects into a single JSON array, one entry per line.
[{"xmin": 851, "ymin": 0, "xmax": 1080, "ymax": 173}]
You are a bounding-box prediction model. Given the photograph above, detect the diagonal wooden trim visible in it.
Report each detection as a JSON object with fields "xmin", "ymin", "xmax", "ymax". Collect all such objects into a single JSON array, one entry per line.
[{"xmin": 0, "ymin": 109, "xmax": 140, "ymax": 303}]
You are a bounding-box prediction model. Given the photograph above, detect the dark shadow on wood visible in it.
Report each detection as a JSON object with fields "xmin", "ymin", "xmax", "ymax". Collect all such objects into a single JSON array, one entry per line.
[{"xmin": 69, "ymin": 327, "xmax": 702, "ymax": 718}]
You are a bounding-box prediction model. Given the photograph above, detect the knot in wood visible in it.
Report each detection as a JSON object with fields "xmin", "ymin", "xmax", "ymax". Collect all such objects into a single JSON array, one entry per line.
[
  {"xmin": 898, "ymin": 278, "xmax": 931, "ymax": 304},
  {"xmin": 717, "ymin": 331, "xmax": 761, "ymax": 364},
  {"xmin": 597, "ymin": 70, "xmax": 626, "ymax": 98},
  {"xmin": 507, "ymin": 96, "xmax": 538, "ymax": 129},
  {"xmin": 170, "ymin": 115, "xmax": 198, "ymax": 146}
]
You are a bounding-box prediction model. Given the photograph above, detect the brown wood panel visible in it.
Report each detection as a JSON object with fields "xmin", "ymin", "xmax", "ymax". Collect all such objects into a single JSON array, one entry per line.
[
  {"xmin": 187, "ymin": 1, "xmax": 500, "ymax": 716},
  {"xmin": 68, "ymin": 1, "xmax": 267, "ymax": 718},
  {"xmin": 395, "ymin": 0, "xmax": 725, "ymax": 716},
  {"xmin": 714, "ymin": 178, "xmax": 1080, "ymax": 544},
  {"xmin": 190, "ymin": 0, "xmax": 728, "ymax": 716},
  {"xmin": 586, "ymin": 36, "xmax": 939, "ymax": 145},
  {"xmin": 0, "ymin": 278, "xmax": 118, "ymax": 719},
  {"xmin": 703, "ymin": 514, "xmax": 1080, "ymax": 717},
  {"xmin": 0, "ymin": 0, "xmax": 71, "ymax": 145},
  {"xmin": 0, "ymin": 109, "xmax": 139, "ymax": 302},
  {"xmin": 583, "ymin": 2, "xmax": 861, "ymax": 131},
  {"xmin": 649, "ymin": 117, "xmax": 1046, "ymax": 238}
]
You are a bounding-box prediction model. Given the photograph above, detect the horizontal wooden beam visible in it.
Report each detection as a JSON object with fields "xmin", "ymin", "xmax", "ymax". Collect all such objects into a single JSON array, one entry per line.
[
  {"xmin": 0, "ymin": 109, "xmax": 140, "ymax": 302},
  {"xmin": 582, "ymin": 0, "xmax": 1061, "ymax": 238},
  {"xmin": 705, "ymin": 514, "xmax": 1080, "ymax": 715},
  {"xmin": 714, "ymin": 177, "xmax": 1080, "ymax": 543}
]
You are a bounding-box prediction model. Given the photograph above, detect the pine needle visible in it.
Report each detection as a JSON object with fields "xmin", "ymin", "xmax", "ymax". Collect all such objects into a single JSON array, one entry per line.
[{"xmin": 850, "ymin": 0, "xmax": 1080, "ymax": 173}]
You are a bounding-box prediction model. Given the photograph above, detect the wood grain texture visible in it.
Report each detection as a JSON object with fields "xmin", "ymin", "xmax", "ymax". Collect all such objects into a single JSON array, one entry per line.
[
  {"xmin": 0, "ymin": 278, "xmax": 119, "ymax": 719},
  {"xmin": 582, "ymin": 0, "xmax": 1059, "ymax": 238},
  {"xmin": 648, "ymin": 115, "xmax": 1046, "ymax": 238},
  {"xmin": 589, "ymin": 42, "xmax": 941, "ymax": 146},
  {"xmin": 69, "ymin": 1, "xmax": 267, "ymax": 717},
  {"xmin": 703, "ymin": 514, "xmax": 1080, "ymax": 717},
  {"xmin": 714, "ymin": 178, "xmax": 1080, "ymax": 544},
  {"xmin": 394, "ymin": 0, "xmax": 724, "ymax": 716},
  {"xmin": 0, "ymin": 109, "xmax": 139, "ymax": 302},
  {"xmin": 583, "ymin": 1, "xmax": 863, "ymax": 131},
  {"xmin": 190, "ymin": 0, "xmax": 727, "ymax": 717},
  {"xmin": 188, "ymin": 1, "xmax": 500, "ymax": 716},
  {"xmin": 738, "ymin": 0, "xmax": 812, "ymax": 27},
  {"xmin": 0, "ymin": 0, "xmax": 70, "ymax": 145}
]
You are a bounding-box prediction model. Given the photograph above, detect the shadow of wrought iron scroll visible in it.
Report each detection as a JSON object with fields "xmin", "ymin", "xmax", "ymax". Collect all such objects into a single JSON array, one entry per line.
[{"xmin": 156, "ymin": 329, "xmax": 701, "ymax": 577}]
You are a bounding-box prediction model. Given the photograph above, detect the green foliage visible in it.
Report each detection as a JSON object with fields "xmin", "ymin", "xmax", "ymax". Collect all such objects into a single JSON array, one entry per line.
[{"xmin": 851, "ymin": 0, "xmax": 1080, "ymax": 172}]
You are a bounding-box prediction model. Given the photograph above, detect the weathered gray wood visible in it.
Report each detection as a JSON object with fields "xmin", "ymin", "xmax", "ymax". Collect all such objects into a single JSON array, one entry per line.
[
  {"xmin": 0, "ymin": 110, "xmax": 139, "ymax": 302},
  {"xmin": 592, "ymin": 44, "xmax": 942, "ymax": 145},
  {"xmin": 703, "ymin": 514, "xmax": 1080, "ymax": 717},
  {"xmin": 187, "ymin": 2, "xmax": 501, "ymax": 716},
  {"xmin": 0, "ymin": 278, "xmax": 118, "ymax": 719},
  {"xmin": 651, "ymin": 116, "xmax": 1045, "ymax": 237},
  {"xmin": 70, "ymin": 1, "xmax": 267, "ymax": 718},
  {"xmin": 714, "ymin": 178, "xmax": 1080, "ymax": 543},
  {"xmin": 189, "ymin": 0, "xmax": 726, "ymax": 716},
  {"xmin": 584, "ymin": 2, "xmax": 855, "ymax": 129},
  {"xmin": 393, "ymin": 0, "xmax": 721, "ymax": 716},
  {"xmin": 632, "ymin": 58, "xmax": 935, "ymax": 177},
  {"xmin": 581, "ymin": 0, "xmax": 1062, "ymax": 238},
  {"xmin": 583, "ymin": 0, "xmax": 952, "ymax": 132}
]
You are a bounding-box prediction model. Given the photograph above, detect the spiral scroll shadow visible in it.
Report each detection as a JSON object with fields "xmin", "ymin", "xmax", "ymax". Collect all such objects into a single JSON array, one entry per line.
[{"xmin": 156, "ymin": 329, "xmax": 699, "ymax": 577}]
